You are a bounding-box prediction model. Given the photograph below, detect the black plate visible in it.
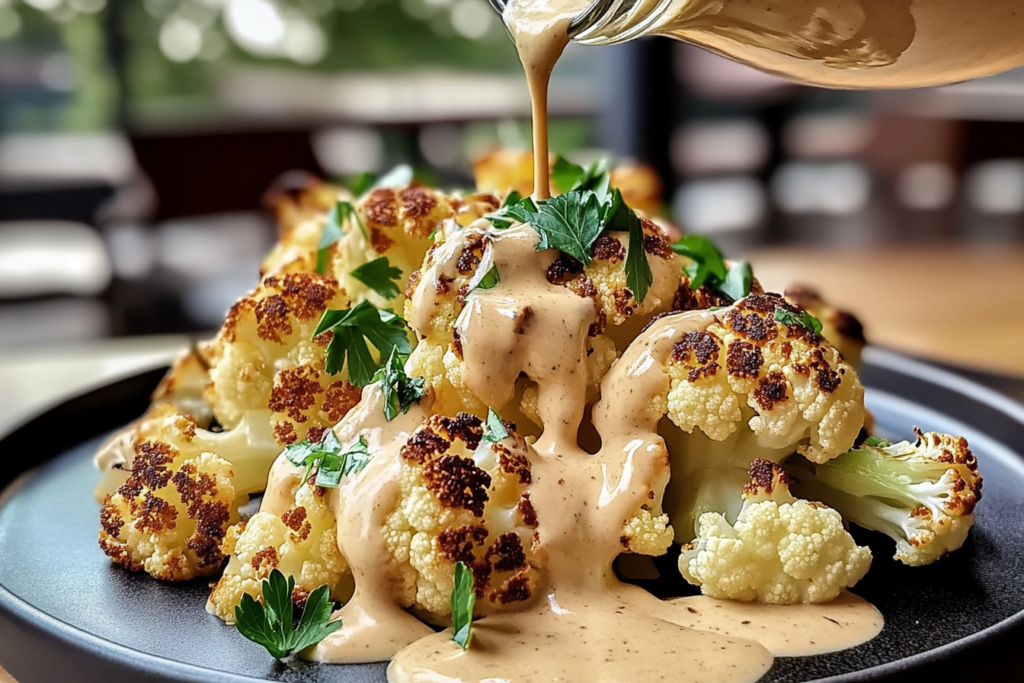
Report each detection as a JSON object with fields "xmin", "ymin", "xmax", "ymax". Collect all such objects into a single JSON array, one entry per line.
[{"xmin": 1, "ymin": 349, "xmax": 1023, "ymax": 683}]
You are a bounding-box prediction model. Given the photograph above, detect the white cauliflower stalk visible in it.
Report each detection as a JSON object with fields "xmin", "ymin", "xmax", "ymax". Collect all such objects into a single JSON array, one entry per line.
[{"xmin": 680, "ymin": 459, "xmax": 872, "ymax": 604}]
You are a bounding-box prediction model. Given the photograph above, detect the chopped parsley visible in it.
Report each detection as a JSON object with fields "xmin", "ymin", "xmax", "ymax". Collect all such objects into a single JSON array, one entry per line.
[
  {"xmin": 284, "ymin": 431, "xmax": 371, "ymax": 488},
  {"xmin": 372, "ymin": 348, "xmax": 426, "ymax": 422},
  {"xmin": 314, "ymin": 300, "xmax": 412, "ymax": 387},
  {"xmin": 234, "ymin": 569, "xmax": 341, "ymax": 660},
  {"xmin": 484, "ymin": 159, "xmax": 653, "ymax": 303},
  {"xmin": 467, "ymin": 264, "xmax": 500, "ymax": 295},
  {"xmin": 774, "ymin": 308, "xmax": 824, "ymax": 335},
  {"xmin": 864, "ymin": 435, "xmax": 892, "ymax": 448},
  {"xmin": 482, "ymin": 407, "xmax": 509, "ymax": 443},
  {"xmin": 347, "ymin": 171, "xmax": 377, "ymax": 196},
  {"xmin": 350, "ymin": 257, "xmax": 403, "ymax": 300},
  {"xmin": 451, "ymin": 561, "xmax": 476, "ymax": 650},
  {"xmin": 316, "ymin": 202, "xmax": 348, "ymax": 275},
  {"xmin": 671, "ymin": 234, "xmax": 754, "ymax": 303}
]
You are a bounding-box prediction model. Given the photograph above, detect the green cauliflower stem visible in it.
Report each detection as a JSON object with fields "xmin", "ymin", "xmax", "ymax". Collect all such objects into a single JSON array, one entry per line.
[
  {"xmin": 786, "ymin": 429, "xmax": 982, "ymax": 566},
  {"xmin": 679, "ymin": 459, "xmax": 872, "ymax": 604}
]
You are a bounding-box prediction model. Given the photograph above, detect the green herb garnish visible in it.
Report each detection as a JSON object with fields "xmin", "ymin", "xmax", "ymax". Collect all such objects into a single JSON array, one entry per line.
[
  {"xmin": 467, "ymin": 264, "xmax": 500, "ymax": 295},
  {"xmin": 372, "ymin": 348, "xmax": 426, "ymax": 422},
  {"xmin": 350, "ymin": 257, "xmax": 403, "ymax": 300},
  {"xmin": 314, "ymin": 300, "xmax": 412, "ymax": 386},
  {"xmin": 774, "ymin": 308, "xmax": 824, "ymax": 335},
  {"xmin": 671, "ymin": 235, "xmax": 753, "ymax": 302},
  {"xmin": 234, "ymin": 569, "xmax": 341, "ymax": 660},
  {"xmin": 284, "ymin": 431, "xmax": 371, "ymax": 488},
  {"xmin": 864, "ymin": 435, "xmax": 892, "ymax": 448},
  {"xmin": 485, "ymin": 160, "xmax": 652, "ymax": 303},
  {"xmin": 451, "ymin": 561, "xmax": 476, "ymax": 650},
  {"xmin": 348, "ymin": 171, "xmax": 377, "ymax": 196},
  {"xmin": 316, "ymin": 202, "xmax": 348, "ymax": 275},
  {"xmin": 482, "ymin": 407, "xmax": 509, "ymax": 443}
]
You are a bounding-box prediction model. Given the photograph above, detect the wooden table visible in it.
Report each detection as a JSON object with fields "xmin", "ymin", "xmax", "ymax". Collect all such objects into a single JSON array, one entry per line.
[{"xmin": 1, "ymin": 246, "xmax": 1023, "ymax": 682}]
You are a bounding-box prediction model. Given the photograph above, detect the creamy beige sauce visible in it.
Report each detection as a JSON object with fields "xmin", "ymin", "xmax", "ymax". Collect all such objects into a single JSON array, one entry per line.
[{"xmin": 504, "ymin": 0, "xmax": 590, "ymax": 198}]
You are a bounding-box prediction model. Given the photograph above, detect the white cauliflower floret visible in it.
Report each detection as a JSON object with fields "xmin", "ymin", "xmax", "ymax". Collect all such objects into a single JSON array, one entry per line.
[
  {"xmin": 667, "ymin": 294, "xmax": 865, "ymax": 463},
  {"xmin": 99, "ymin": 409, "xmax": 241, "ymax": 581},
  {"xmin": 680, "ymin": 459, "xmax": 872, "ymax": 604},
  {"xmin": 207, "ymin": 479, "xmax": 351, "ymax": 623},
  {"xmin": 381, "ymin": 412, "xmax": 540, "ymax": 622},
  {"xmin": 201, "ymin": 271, "xmax": 361, "ymax": 447},
  {"xmin": 787, "ymin": 430, "xmax": 982, "ymax": 566}
]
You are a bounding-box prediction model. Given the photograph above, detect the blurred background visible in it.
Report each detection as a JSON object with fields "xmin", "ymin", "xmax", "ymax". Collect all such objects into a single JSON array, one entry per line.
[{"xmin": 0, "ymin": 0, "xmax": 1023, "ymax": 378}]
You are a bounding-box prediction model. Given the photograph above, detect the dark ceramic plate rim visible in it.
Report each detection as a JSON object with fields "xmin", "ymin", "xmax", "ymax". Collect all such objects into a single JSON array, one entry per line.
[{"xmin": 0, "ymin": 349, "xmax": 1022, "ymax": 683}]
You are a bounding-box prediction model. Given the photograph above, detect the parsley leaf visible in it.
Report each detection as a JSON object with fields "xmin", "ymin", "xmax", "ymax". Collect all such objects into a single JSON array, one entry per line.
[
  {"xmin": 719, "ymin": 259, "xmax": 753, "ymax": 303},
  {"xmin": 467, "ymin": 264, "xmax": 500, "ymax": 295},
  {"xmin": 487, "ymin": 190, "xmax": 531, "ymax": 230},
  {"xmin": 284, "ymin": 431, "xmax": 371, "ymax": 488},
  {"xmin": 317, "ymin": 203, "xmax": 347, "ymax": 275},
  {"xmin": 451, "ymin": 561, "xmax": 476, "ymax": 650},
  {"xmin": 314, "ymin": 300, "xmax": 412, "ymax": 386},
  {"xmin": 234, "ymin": 569, "xmax": 341, "ymax": 660},
  {"xmin": 613, "ymin": 192, "xmax": 653, "ymax": 304},
  {"xmin": 350, "ymin": 257, "xmax": 403, "ymax": 300},
  {"xmin": 672, "ymin": 235, "xmax": 754, "ymax": 302},
  {"xmin": 348, "ymin": 171, "xmax": 376, "ymax": 196},
  {"xmin": 551, "ymin": 156, "xmax": 585, "ymax": 194},
  {"xmin": 864, "ymin": 435, "xmax": 892, "ymax": 448},
  {"xmin": 372, "ymin": 348, "xmax": 426, "ymax": 421},
  {"xmin": 774, "ymin": 308, "xmax": 824, "ymax": 335},
  {"xmin": 482, "ymin": 408, "xmax": 509, "ymax": 443},
  {"xmin": 506, "ymin": 191, "xmax": 605, "ymax": 264},
  {"xmin": 672, "ymin": 235, "xmax": 727, "ymax": 289}
]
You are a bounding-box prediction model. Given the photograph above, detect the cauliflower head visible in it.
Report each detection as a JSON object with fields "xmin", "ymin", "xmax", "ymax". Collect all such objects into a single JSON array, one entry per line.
[
  {"xmin": 382, "ymin": 412, "xmax": 541, "ymax": 622},
  {"xmin": 202, "ymin": 271, "xmax": 362, "ymax": 446},
  {"xmin": 787, "ymin": 429, "xmax": 982, "ymax": 566},
  {"xmin": 207, "ymin": 479, "xmax": 351, "ymax": 623},
  {"xmin": 679, "ymin": 459, "xmax": 872, "ymax": 604},
  {"xmin": 99, "ymin": 407, "xmax": 242, "ymax": 581}
]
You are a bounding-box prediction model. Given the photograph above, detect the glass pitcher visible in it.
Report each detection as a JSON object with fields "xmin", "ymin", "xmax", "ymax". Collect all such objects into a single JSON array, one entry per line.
[{"xmin": 563, "ymin": 0, "xmax": 1024, "ymax": 89}]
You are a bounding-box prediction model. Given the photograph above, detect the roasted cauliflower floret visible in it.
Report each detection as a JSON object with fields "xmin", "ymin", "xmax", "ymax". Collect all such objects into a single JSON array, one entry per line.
[
  {"xmin": 404, "ymin": 222, "xmax": 678, "ymax": 428},
  {"xmin": 207, "ymin": 479, "xmax": 351, "ymax": 623},
  {"xmin": 95, "ymin": 404, "xmax": 282, "ymax": 504},
  {"xmin": 785, "ymin": 284, "xmax": 867, "ymax": 369},
  {"xmin": 787, "ymin": 430, "xmax": 982, "ymax": 566},
  {"xmin": 261, "ymin": 174, "xmax": 349, "ymax": 278},
  {"xmin": 150, "ymin": 346, "xmax": 214, "ymax": 425},
  {"xmin": 99, "ymin": 409, "xmax": 242, "ymax": 581},
  {"xmin": 382, "ymin": 413, "xmax": 541, "ymax": 622},
  {"xmin": 666, "ymin": 294, "xmax": 865, "ymax": 462},
  {"xmin": 679, "ymin": 459, "xmax": 872, "ymax": 604},
  {"xmin": 202, "ymin": 272, "xmax": 361, "ymax": 446}
]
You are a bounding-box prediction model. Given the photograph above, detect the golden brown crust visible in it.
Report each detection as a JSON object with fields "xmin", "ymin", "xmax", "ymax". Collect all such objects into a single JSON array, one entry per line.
[
  {"xmin": 422, "ymin": 455, "xmax": 492, "ymax": 517},
  {"xmin": 322, "ymin": 381, "xmax": 362, "ymax": 424}
]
